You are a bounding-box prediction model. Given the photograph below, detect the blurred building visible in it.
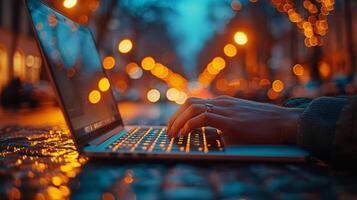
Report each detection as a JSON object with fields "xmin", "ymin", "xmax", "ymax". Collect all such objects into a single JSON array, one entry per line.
[
  {"xmin": 0, "ymin": 0, "xmax": 42, "ymax": 92},
  {"xmin": 0, "ymin": 0, "xmax": 356, "ymax": 103}
]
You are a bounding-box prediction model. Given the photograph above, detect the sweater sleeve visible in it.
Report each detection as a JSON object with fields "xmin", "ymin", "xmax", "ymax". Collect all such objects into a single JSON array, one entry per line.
[
  {"xmin": 297, "ymin": 96, "xmax": 348, "ymax": 162},
  {"xmin": 332, "ymin": 95, "xmax": 357, "ymax": 166}
]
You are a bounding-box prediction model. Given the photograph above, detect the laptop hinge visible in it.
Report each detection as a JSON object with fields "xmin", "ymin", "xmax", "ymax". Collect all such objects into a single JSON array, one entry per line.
[{"xmin": 88, "ymin": 126, "xmax": 125, "ymax": 146}]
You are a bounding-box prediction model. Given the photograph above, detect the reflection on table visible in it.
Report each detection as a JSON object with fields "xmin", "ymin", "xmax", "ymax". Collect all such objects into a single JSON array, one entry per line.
[{"xmin": 1, "ymin": 103, "xmax": 357, "ymax": 199}]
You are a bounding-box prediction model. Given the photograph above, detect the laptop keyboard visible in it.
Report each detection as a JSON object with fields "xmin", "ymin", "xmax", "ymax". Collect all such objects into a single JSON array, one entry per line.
[{"xmin": 107, "ymin": 127, "xmax": 225, "ymax": 153}]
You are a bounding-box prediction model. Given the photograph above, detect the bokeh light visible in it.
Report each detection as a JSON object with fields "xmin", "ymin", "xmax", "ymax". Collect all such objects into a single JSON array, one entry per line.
[
  {"xmin": 267, "ymin": 88, "xmax": 279, "ymax": 100},
  {"xmin": 175, "ymin": 91, "xmax": 188, "ymax": 105},
  {"xmin": 118, "ymin": 39, "xmax": 133, "ymax": 54},
  {"xmin": 207, "ymin": 62, "xmax": 220, "ymax": 75},
  {"xmin": 272, "ymin": 80, "xmax": 284, "ymax": 93},
  {"xmin": 319, "ymin": 61, "xmax": 331, "ymax": 79},
  {"xmin": 166, "ymin": 88, "xmax": 179, "ymax": 101},
  {"xmin": 126, "ymin": 62, "xmax": 143, "ymax": 79},
  {"xmin": 102, "ymin": 56, "xmax": 116, "ymax": 70},
  {"xmin": 223, "ymin": 44, "xmax": 237, "ymax": 57},
  {"xmin": 63, "ymin": 0, "xmax": 77, "ymax": 8},
  {"xmin": 231, "ymin": 0, "xmax": 242, "ymax": 11},
  {"xmin": 88, "ymin": 90, "xmax": 101, "ymax": 104},
  {"xmin": 141, "ymin": 57, "xmax": 156, "ymax": 71},
  {"xmin": 293, "ymin": 64, "xmax": 304, "ymax": 76},
  {"xmin": 234, "ymin": 31, "xmax": 248, "ymax": 45},
  {"xmin": 98, "ymin": 77, "xmax": 110, "ymax": 92},
  {"xmin": 147, "ymin": 89, "xmax": 161, "ymax": 103},
  {"xmin": 212, "ymin": 57, "xmax": 226, "ymax": 70}
]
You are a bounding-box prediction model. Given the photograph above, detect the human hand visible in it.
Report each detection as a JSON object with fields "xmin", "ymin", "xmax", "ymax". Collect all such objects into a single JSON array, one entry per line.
[{"xmin": 167, "ymin": 96, "xmax": 303, "ymax": 145}]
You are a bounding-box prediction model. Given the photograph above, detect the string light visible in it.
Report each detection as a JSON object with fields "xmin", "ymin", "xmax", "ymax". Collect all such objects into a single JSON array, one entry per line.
[
  {"xmin": 140, "ymin": 57, "xmax": 188, "ymax": 90},
  {"xmin": 271, "ymin": 0, "xmax": 335, "ymax": 47},
  {"xmin": 198, "ymin": 57, "xmax": 227, "ymax": 87}
]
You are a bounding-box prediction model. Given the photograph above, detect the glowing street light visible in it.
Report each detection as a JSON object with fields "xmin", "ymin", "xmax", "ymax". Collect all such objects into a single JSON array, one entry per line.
[
  {"xmin": 234, "ymin": 31, "xmax": 248, "ymax": 45},
  {"xmin": 63, "ymin": 0, "xmax": 77, "ymax": 8}
]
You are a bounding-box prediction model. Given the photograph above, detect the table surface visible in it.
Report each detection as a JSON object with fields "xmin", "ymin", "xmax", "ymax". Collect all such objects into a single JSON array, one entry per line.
[{"xmin": 1, "ymin": 103, "xmax": 357, "ymax": 200}]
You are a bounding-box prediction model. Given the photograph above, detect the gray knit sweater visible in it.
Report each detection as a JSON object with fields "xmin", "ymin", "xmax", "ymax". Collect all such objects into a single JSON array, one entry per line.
[{"xmin": 287, "ymin": 95, "xmax": 357, "ymax": 165}]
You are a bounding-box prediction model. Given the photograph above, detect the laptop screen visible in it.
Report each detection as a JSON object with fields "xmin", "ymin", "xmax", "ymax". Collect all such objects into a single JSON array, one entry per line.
[{"xmin": 26, "ymin": 0, "xmax": 123, "ymax": 144}]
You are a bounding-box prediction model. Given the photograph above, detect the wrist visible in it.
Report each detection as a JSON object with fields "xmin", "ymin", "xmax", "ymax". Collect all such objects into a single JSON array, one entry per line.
[{"xmin": 279, "ymin": 107, "xmax": 304, "ymax": 144}]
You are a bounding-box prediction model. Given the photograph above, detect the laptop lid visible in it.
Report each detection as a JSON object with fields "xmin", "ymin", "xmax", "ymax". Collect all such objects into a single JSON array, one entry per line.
[{"xmin": 25, "ymin": 0, "xmax": 124, "ymax": 149}]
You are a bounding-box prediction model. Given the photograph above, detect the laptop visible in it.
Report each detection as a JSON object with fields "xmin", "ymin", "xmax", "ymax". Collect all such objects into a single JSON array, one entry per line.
[{"xmin": 25, "ymin": 0, "xmax": 309, "ymax": 161}]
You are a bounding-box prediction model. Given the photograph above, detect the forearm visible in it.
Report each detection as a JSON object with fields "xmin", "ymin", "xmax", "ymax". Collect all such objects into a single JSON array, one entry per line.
[{"xmin": 278, "ymin": 107, "xmax": 304, "ymax": 144}]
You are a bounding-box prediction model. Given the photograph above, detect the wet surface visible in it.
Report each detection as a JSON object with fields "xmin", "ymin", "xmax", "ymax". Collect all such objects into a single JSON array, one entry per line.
[
  {"xmin": 1, "ymin": 104, "xmax": 357, "ymax": 199},
  {"xmin": 0, "ymin": 126, "xmax": 87, "ymax": 199},
  {"xmin": 1, "ymin": 125, "xmax": 357, "ymax": 200}
]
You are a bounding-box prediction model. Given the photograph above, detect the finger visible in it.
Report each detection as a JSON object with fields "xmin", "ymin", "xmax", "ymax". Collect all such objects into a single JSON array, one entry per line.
[
  {"xmin": 168, "ymin": 104, "xmax": 233, "ymax": 137},
  {"xmin": 167, "ymin": 97, "xmax": 205, "ymax": 131},
  {"xmin": 181, "ymin": 112, "xmax": 231, "ymax": 136},
  {"xmin": 167, "ymin": 97, "xmax": 234, "ymax": 131},
  {"xmin": 168, "ymin": 104, "xmax": 205, "ymax": 137}
]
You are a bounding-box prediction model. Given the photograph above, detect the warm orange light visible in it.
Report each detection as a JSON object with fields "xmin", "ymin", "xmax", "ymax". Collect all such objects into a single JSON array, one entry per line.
[
  {"xmin": 234, "ymin": 31, "xmax": 248, "ymax": 45},
  {"xmin": 141, "ymin": 57, "xmax": 155, "ymax": 70},
  {"xmin": 52, "ymin": 176, "xmax": 62, "ymax": 186},
  {"xmin": 207, "ymin": 62, "xmax": 220, "ymax": 75},
  {"xmin": 147, "ymin": 89, "xmax": 160, "ymax": 103},
  {"xmin": 212, "ymin": 57, "xmax": 226, "ymax": 70},
  {"xmin": 267, "ymin": 88, "xmax": 279, "ymax": 100},
  {"xmin": 231, "ymin": 0, "xmax": 242, "ymax": 11},
  {"xmin": 102, "ymin": 56, "xmax": 116, "ymax": 70},
  {"xmin": 118, "ymin": 39, "xmax": 133, "ymax": 54},
  {"xmin": 272, "ymin": 80, "xmax": 284, "ymax": 93},
  {"xmin": 216, "ymin": 78, "xmax": 229, "ymax": 91},
  {"xmin": 116, "ymin": 79, "xmax": 128, "ymax": 92},
  {"xmin": 63, "ymin": 0, "xmax": 77, "ymax": 8},
  {"xmin": 223, "ymin": 44, "xmax": 237, "ymax": 57},
  {"xmin": 151, "ymin": 63, "xmax": 164, "ymax": 77},
  {"xmin": 175, "ymin": 91, "xmax": 187, "ymax": 105},
  {"xmin": 157, "ymin": 66, "xmax": 169, "ymax": 79},
  {"xmin": 98, "ymin": 77, "xmax": 110, "ymax": 92},
  {"xmin": 319, "ymin": 61, "xmax": 330, "ymax": 78},
  {"xmin": 259, "ymin": 78, "xmax": 271, "ymax": 87},
  {"xmin": 292, "ymin": 64, "xmax": 304, "ymax": 76},
  {"xmin": 166, "ymin": 88, "xmax": 179, "ymax": 101},
  {"xmin": 88, "ymin": 90, "xmax": 101, "ymax": 104},
  {"xmin": 126, "ymin": 62, "xmax": 142, "ymax": 79}
]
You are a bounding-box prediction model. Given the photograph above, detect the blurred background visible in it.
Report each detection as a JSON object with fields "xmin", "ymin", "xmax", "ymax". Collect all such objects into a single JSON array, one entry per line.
[{"xmin": 0, "ymin": 0, "xmax": 356, "ymax": 112}]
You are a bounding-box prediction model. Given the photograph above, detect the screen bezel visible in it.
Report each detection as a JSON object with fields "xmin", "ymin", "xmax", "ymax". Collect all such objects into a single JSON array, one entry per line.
[{"xmin": 24, "ymin": 0, "xmax": 125, "ymax": 150}]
